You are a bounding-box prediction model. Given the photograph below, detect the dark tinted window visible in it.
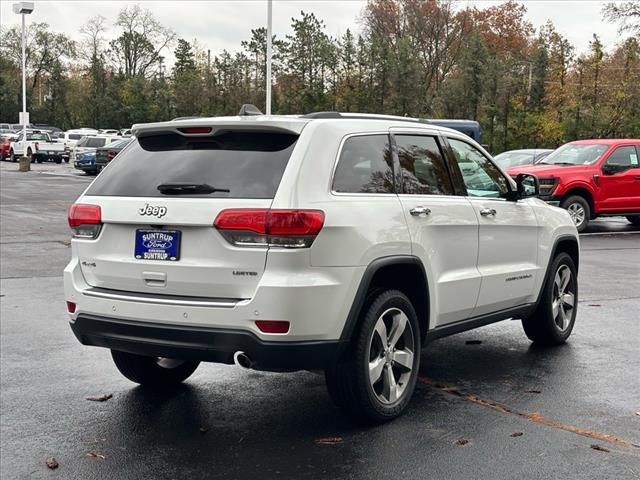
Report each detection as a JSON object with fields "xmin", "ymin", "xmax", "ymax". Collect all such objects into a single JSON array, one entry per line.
[
  {"xmin": 606, "ymin": 146, "xmax": 639, "ymax": 167},
  {"xmin": 449, "ymin": 138, "xmax": 509, "ymax": 198},
  {"xmin": 68, "ymin": 134, "xmax": 84, "ymax": 140},
  {"xmin": 396, "ymin": 135, "xmax": 452, "ymax": 195},
  {"xmin": 333, "ymin": 135, "xmax": 394, "ymax": 193},
  {"xmin": 86, "ymin": 131, "xmax": 298, "ymax": 199}
]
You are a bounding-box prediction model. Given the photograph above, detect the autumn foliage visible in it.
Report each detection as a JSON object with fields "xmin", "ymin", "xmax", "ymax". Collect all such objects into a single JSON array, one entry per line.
[{"xmin": 0, "ymin": 1, "xmax": 638, "ymax": 153}]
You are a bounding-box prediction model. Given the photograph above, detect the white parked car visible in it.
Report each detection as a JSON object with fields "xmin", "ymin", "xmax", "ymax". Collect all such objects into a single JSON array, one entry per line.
[
  {"xmin": 9, "ymin": 129, "xmax": 66, "ymax": 163},
  {"xmin": 62, "ymin": 129, "xmax": 99, "ymax": 148},
  {"xmin": 69, "ymin": 135, "xmax": 120, "ymax": 162},
  {"xmin": 64, "ymin": 111, "xmax": 579, "ymax": 423},
  {"xmin": 98, "ymin": 129, "xmax": 120, "ymax": 135}
]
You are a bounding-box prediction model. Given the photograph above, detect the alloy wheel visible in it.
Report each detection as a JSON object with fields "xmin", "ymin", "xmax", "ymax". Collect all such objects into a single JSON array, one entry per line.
[
  {"xmin": 567, "ymin": 202, "xmax": 586, "ymax": 228},
  {"xmin": 552, "ymin": 264, "xmax": 575, "ymax": 331},
  {"xmin": 367, "ymin": 307, "xmax": 415, "ymax": 405}
]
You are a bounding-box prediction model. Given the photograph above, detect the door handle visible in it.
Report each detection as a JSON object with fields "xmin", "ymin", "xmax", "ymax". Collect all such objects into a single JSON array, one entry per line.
[
  {"xmin": 409, "ymin": 206, "xmax": 431, "ymax": 216},
  {"xmin": 480, "ymin": 208, "xmax": 497, "ymax": 217}
]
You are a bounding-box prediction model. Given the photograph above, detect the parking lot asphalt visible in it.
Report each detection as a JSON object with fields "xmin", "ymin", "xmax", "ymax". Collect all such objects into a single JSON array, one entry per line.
[{"xmin": 1, "ymin": 164, "xmax": 639, "ymax": 480}]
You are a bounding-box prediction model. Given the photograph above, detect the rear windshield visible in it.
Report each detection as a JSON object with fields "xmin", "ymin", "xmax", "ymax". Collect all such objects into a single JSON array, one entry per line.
[
  {"xmin": 78, "ymin": 137, "xmax": 107, "ymax": 148},
  {"xmin": 68, "ymin": 134, "xmax": 84, "ymax": 140},
  {"xmin": 85, "ymin": 131, "xmax": 298, "ymax": 199}
]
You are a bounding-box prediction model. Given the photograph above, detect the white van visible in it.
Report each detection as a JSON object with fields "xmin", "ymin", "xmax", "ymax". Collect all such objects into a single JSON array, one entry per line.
[{"xmin": 63, "ymin": 129, "xmax": 99, "ymax": 148}]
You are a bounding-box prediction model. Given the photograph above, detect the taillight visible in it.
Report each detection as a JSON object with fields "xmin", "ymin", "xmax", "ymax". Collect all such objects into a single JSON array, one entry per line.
[
  {"xmin": 107, "ymin": 150, "xmax": 117, "ymax": 160},
  {"xmin": 64, "ymin": 143, "xmax": 69, "ymax": 152},
  {"xmin": 34, "ymin": 142, "xmax": 40, "ymax": 152},
  {"xmin": 68, "ymin": 204, "xmax": 102, "ymax": 239},
  {"xmin": 214, "ymin": 209, "xmax": 324, "ymax": 248}
]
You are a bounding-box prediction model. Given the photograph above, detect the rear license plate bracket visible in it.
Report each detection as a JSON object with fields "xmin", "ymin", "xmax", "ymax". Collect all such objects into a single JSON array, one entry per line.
[{"xmin": 135, "ymin": 229, "xmax": 181, "ymax": 261}]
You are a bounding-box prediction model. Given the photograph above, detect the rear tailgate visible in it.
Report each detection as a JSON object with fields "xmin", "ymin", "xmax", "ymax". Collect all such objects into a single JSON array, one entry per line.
[{"xmin": 73, "ymin": 123, "xmax": 303, "ymax": 300}]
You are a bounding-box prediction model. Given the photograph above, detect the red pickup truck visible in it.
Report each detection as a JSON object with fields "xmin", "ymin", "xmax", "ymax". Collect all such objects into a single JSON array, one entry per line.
[{"xmin": 507, "ymin": 139, "xmax": 640, "ymax": 232}]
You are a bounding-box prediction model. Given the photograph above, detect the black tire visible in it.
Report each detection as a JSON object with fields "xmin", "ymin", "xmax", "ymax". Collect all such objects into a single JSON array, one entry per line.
[
  {"xmin": 522, "ymin": 252, "xmax": 578, "ymax": 346},
  {"xmin": 325, "ymin": 289, "xmax": 421, "ymax": 424},
  {"xmin": 560, "ymin": 195, "xmax": 590, "ymax": 233},
  {"xmin": 626, "ymin": 215, "xmax": 640, "ymax": 226},
  {"xmin": 54, "ymin": 158, "xmax": 62, "ymax": 164},
  {"xmin": 10, "ymin": 149, "xmax": 15, "ymax": 162},
  {"xmin": 111, "ymin": 350, "xmax": 200, "ymax": 387}
]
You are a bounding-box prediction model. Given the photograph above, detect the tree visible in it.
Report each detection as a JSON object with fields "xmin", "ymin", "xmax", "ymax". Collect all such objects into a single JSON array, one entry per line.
[
  {"xmin": 603, "ymin": 2, "xmax": 640, "ymax": 36},
  {"xmin": 174, "ymin": 39, "xmax": 196, "ymax": 75},
  {"xmin": 109, "ymin": 5, "xmax": 175, "ymax": 78}
]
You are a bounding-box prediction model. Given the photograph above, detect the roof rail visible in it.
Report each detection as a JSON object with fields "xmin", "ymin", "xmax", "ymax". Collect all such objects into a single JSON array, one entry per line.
[
  {"xmin": 239, "ymin": 104, "xmax": 264, "ymax": 116},
  {"xmin": 301, "ymin": 111, "xmax": 430, "ymax": 124}
]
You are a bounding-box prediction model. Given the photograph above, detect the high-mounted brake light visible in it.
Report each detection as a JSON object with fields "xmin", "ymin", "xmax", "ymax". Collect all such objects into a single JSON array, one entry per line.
[
  {"xmin": 178, "ymin": 127, "xmax": 212, "ymax": 135},
  {"xmin": 214, "ymin": 209, "xmax": 325, "ymax": 248},
  {"xmin": 68, "ymin": 204, "xmax": 102, "ymax": 239}
]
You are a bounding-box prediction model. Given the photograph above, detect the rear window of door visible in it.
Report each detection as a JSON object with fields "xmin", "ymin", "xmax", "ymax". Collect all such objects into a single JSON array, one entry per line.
[
  {"xmin": 395, "ymin": 135, "xmax": 453, "ymax": 195},
  {"xmin": 332, "ymin": 134, "xmax": 394, "ymax": 193},
  {"xmin": 85, "ymin": 131, "xmax": 298, "ymax": 199}
]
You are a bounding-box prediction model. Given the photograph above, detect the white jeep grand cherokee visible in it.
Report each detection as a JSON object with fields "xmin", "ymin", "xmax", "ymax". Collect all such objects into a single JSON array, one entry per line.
[{"xmin": 64, "ymin": 112, "xmax": 579, "ymax": 423}]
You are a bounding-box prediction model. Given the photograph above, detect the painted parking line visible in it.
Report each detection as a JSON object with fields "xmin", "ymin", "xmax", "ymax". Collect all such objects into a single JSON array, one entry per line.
[
  {"xmin": 580, "ymin": 231, "xmax": 640, "ymax": 236},
  {"xmin": 418, "ymin": 376, "xmax": 640, "ymax": 449}
]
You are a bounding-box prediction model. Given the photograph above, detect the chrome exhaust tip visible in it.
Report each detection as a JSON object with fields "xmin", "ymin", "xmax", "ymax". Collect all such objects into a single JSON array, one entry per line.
[{"xmin": 233, "ymin": 351, "xmax": 252, "ymax": 369}]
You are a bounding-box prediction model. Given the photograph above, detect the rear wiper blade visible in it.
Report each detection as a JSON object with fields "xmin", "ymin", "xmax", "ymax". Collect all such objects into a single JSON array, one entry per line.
[{"xmin": 157, "ymin": 183, "xmax": 230, "ymax": 195}]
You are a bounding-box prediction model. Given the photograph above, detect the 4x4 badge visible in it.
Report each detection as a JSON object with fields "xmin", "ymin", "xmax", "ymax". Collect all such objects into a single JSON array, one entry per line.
[{"xmin": 138, "ymin": 204, "xmax": 167, "ymax": 218}]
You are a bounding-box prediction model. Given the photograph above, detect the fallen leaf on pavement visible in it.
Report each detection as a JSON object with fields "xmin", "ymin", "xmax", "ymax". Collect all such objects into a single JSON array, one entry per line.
[
  {"xmin": 524, "ymin": 390, "xmax": 541, "ymax": 394},
  {"xmin": 86, "ymin": 394, "xmax": 113, "ymax": 402},
  {"xmin": 315, "ymin": 437, "xmax": 343, "ymax": 445},
  {"xmin": 465, "ymin": 340, "xmax": 482, "ymax": 345},
  {"xmin": 86, "ymin": 452, "xmax": 105, "ymax": 460},
  {"xmin": 46, "ymin": 457, "xmax": 59, "ymax": 469},
  {"xmin": 199, "ymin": 427, "xmax": 209, "ymax": 434},
  {"xmin": 635, "ymin": 412, "xmax": 640, "ymax": 416},
  {"xmin": 510, "ymin": 432, "xmax": 524, "ymax": 437},
  {"xmin": 587, "ymin": 304, "xmax": 601, "ymax": 307},
  {"xmin": 590, "ymin": 444, "xmax": 610, "ymax": 453},
  {"xmin": 456, "ymin": 438, "xmax": 470, "ymax": 446}
]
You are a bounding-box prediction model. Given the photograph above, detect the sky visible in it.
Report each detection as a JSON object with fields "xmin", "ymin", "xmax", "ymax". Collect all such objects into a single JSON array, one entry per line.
[{"xmin": 0, "ymin": 0, "xmax": 623, "ymax": 66}]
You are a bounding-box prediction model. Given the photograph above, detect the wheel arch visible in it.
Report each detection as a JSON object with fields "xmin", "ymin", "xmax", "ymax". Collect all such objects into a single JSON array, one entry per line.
[
  {"xmin": 561, "ymin": 187, "xmax": 595, "ymax": 218},
  {"xmin": 339, "ymin": 256, "xmax": 430, "ymax": 345},
  {"xmin": 534, "ymin": 234, "xmax": 580, "ymax": 307}
]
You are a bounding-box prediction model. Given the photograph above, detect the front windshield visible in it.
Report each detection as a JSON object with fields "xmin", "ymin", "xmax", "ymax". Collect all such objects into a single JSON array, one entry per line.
[
  {"xmin": 542, "ymin": 144, "xmax": 608, "ymax": 165},
  {"xmin": 494, "ymin": 151, "xmax": 535, "ymax": 168}
]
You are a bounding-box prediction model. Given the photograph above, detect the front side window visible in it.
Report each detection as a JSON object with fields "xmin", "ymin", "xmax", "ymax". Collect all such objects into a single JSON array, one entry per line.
[
  {"xmin": 605, "ymin": 146, "xmax": 639, "ymax": 168},
  {"xmin": 333, "ymin": 135, "xmax": 394, "ymax": 194},
  {"xmin": 395, "ymin": 135, "xmax": 452, "ymax": 195},
  {"xmin": 448, "ymin": 138, "xmax": 509, "ymax": 198}
]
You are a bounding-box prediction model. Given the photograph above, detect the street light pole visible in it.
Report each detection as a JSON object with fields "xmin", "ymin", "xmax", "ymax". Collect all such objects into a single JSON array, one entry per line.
[
  {"xmin": 21, "ymin": 11, "xmax": 26, "ymax": 130},
  {"xmin": 266, "ymin": 0, "xmax": 272, "ymax": 115},
  {"xmin": 12, "ymin": 2, "xmax": 34, "ymax": 134}
]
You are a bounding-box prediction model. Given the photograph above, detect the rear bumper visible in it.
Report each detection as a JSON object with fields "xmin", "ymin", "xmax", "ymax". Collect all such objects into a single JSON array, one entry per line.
[{"xmin": 70, "ymin": 314, "xmax": 345, "ymax": 371}]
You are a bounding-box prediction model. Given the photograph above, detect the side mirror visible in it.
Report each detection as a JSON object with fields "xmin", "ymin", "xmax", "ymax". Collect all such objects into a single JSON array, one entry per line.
[
  {"xmin": 515, "ymin": 173, "xmax": 539, "ymax": 199},
  {"xmin": 602, "ymin": 163, "xmax": 626, "ymax": 175}
]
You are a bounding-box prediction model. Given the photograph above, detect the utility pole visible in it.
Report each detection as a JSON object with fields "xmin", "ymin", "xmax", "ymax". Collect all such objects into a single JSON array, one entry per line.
[{"xmin": 266, "ymin": 0, "xmax": 272, "ymax": 115}]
